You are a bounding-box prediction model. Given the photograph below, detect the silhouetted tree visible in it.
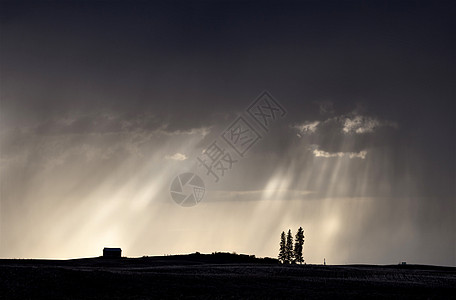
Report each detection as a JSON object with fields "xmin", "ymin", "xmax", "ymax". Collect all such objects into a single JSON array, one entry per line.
[
  {"xmin": 278, "ymin": 231, "xmax": 286, "ymax": 263},
  {"xmin": 286, "ymin": 229, "xmax": 294, "ymax": 264},
  {"xmin": 294, "ymin": 227, "xmax": 305, "ymax": 264}
]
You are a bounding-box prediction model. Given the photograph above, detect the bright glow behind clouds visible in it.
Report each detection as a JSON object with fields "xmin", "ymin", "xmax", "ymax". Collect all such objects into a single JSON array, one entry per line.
[{"xmin": 0, "ymin": 111, "xmax": 453, "ymax": 266}]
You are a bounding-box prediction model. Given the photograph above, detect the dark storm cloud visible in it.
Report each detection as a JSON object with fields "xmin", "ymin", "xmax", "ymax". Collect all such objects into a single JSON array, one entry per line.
[
  {"xmin": 291, "ymin": 107, "xmax": 398, "ymax": 153},
  {"xmin": 31, "ymin": 112, "xmax": 184, "ymax": 136},
  {"xmin": 2, "ymin": 0, "xmax": 452, "ymax": 194}
]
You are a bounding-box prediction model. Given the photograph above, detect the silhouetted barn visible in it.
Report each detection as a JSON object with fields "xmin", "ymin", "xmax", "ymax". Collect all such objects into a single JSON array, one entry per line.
[{"xmin": 103, "ymin": 247, "xmax": 121, "ymax": 258}]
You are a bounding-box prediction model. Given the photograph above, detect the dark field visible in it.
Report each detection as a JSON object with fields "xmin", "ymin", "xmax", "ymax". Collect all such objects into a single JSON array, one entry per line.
[{"xmin": 1, "ymin": 253, "xmax": 455, "ymax": 299}]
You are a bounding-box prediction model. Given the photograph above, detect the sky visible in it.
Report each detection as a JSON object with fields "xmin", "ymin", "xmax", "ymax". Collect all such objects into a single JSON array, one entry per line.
[{"xmin": 0, "ymin": 1, "xmax": 454, "ymax": 266}]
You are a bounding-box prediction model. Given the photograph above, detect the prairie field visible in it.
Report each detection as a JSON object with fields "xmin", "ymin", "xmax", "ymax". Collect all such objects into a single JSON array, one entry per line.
[{"xmin": 1, "ymin": 254, "xmax": 455, "ymax": 299}]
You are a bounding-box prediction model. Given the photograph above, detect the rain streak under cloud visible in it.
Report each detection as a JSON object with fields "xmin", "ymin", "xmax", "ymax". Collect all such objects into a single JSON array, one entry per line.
[{"xmin": 0, "ymin": 1, "xmax": 454, "ymax": 266}]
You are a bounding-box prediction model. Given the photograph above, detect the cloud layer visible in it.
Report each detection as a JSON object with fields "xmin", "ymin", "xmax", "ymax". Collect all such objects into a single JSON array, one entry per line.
[{"xmin": 1, "ymin": 1, "xmax": 453, "ymax": 266}]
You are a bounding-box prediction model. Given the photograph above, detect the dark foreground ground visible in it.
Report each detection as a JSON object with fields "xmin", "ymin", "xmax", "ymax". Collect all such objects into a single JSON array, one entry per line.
[{"xmin": 1, "ymin": 253, "xmax": 455, "ymax": 299}]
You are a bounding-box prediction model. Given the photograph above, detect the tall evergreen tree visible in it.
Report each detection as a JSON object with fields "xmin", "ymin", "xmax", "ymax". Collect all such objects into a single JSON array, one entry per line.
[
  {"xmin": 294, "ymin": 227, "xmax": 305, "ymax": 264},
  {"xmin": 286, "ymin": 229, "xmax": 294, "ymax": 264},
  {"xmin": 278, "ymin": 231, "xmax": 286, "ymax": 263}
]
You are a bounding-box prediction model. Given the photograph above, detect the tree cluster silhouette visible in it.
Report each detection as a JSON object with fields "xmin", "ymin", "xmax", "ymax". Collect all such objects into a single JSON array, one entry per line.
[{"xmin": 278, "ymin": 227, "xmax": 305, "ymax": 264}]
